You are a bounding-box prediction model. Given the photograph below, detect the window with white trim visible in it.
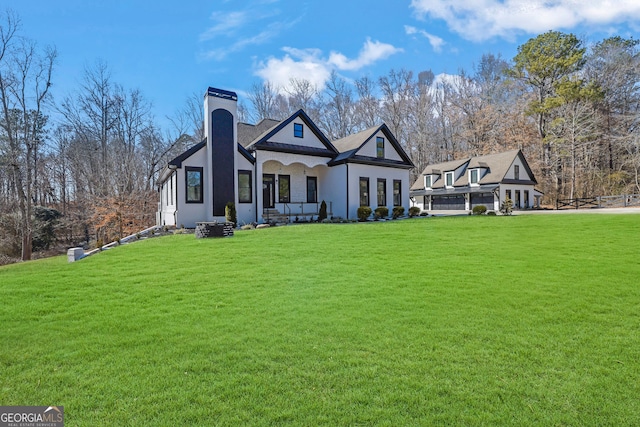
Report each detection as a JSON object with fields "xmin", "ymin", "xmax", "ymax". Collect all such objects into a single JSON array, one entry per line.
[
  {"xmin": 425, "ymin": 175, "xmax": 432, "ymax": 189},
  {"xmin": 469, "ymin": 169, "xmax": 479, "ymax": 185},
  {"xmin": 445, "ymin": 171, "xmax": 454, "ymax": 188}
]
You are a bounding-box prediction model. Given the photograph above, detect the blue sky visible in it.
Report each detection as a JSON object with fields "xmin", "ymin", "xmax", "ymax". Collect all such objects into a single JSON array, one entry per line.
[{"xmin": 4, "ymin": 0, "xmax": 640, "ymax": 128}]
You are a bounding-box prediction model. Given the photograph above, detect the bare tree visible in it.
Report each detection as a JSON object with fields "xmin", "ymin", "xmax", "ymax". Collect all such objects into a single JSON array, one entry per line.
[{"xmin": 0, "ymin": 10, "xmax": 56, "ymax": 260}]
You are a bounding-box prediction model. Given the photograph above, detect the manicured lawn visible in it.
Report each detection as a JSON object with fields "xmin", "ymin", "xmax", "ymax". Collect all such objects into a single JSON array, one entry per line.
[{"xmin": 1, "ymin": 214, "xmax": 639, "ymax": 425}]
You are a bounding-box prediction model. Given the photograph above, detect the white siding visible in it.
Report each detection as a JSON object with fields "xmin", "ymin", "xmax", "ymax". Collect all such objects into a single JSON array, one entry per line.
[
  {"xmin": 358, "ymin": 131, "xmax": 402, "ymax": 161},
  {"xmin": 175, "ymin": 148, "xmax": 208, "ymax": 228},
  {"xmin": 347, "ymin": 163, "xmax": 410, "ymax": 220},
  {"xmin": 272, "ymin": 119, "xmax": 327, "ymax": 149},
  {"xmin": 236, "ymin": 153, "xmax": 256, "ymax": 225}
]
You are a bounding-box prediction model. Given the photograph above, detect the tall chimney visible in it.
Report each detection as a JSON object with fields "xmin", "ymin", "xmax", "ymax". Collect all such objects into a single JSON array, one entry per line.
[{"xmin": 204, "ymin": 87, "xmax": 238, "ymax": 219}]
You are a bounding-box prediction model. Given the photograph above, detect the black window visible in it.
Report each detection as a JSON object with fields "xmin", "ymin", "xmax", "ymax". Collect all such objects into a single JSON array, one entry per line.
[
  {"xmin": 376, "ymin": 137, "xmax": 384, "ymax": 158},
  {"xmin": 359, "ymin": 177, "xmax": 369, "ymax": 206},
  {"xmin": 279, "ymin": 175, "xmax": 290, "ymax": 203},
  {"xmin": 377, "ymin": 179, "xmax": 386, "ymax": 206},
  {"xmin": 186, "ymin": 167, "xmax": 203, "ymax": 203},
  {"xmin": 393, "ymin": 180, "xmax": 401, "ymax": 206},
  {"xmin": 514, "ymin": 165, "xmax": 520, "ymax": 180},
  {"xmin": 238, "ymin": 170, "xmax": 252, "ymax": 203},
  {"xmin": 306, "ymin": 176, "xmax": 317, "ymax": 203},
  {"xmin": 294, "ymin": 123, "xmax": 303, "ymax": 138}
]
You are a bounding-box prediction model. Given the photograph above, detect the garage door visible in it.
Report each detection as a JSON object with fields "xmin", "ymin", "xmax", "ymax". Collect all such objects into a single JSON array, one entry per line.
[
  {"xmin": 470, "ymin": 192, "xmax": 494, "ymax": 209},
  {"xmin": 432, "ymin": 195, "xmax": 465, "ymax": 210}
]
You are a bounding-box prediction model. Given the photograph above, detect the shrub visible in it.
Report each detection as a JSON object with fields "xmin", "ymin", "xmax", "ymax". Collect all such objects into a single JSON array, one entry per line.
[
  {"xmin": 374, "ymin": 207, "xmax": 389, "ymax": 220},
  {"xmin": 408, "ymin": 206, "xmax": 421, "ymax": 217},
  {"xmin": 225, "ymin": 202, "xmax": 237, "ymax": 226},
  {"xmin": 392, "ymin": 206, "xmax": 405, "ymax": 219},
  {"xmin": 357, "ymin": 206, "xmax": 372, "ymax": 222},
  {"xmin": 487, "ymin": 211, "xmax": 497, "ymax": 216},
  {"xmin": 500, "ymin": 198, "xmax": 514, "ymax": 215},
  {"xmin": 472, "ymin": 205, "xmax": 487, "ymax": 215},
  {"xmin": 318, "ymin": 200, "xmax": 328, "ymax": 222}
]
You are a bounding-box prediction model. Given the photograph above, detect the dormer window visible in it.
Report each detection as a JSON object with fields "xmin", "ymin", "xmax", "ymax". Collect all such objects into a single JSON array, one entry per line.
[
  {"xmin": 445, "ymin": 171, "xmax": 454, "ymax": 188},
  {"xmin": 294, "ymin": 123, "xmax": 303, "ymax": 138},
  {"xmin": 425, "ymin": 175, "xmax": 432, "ymax": 189},
  {"xmin": 469, "ymin": 169, "xmax": 479, "ymax": 185},
  {"xmin": 376, "ymin": 137, "xmax": 384, "ymax": 158}
]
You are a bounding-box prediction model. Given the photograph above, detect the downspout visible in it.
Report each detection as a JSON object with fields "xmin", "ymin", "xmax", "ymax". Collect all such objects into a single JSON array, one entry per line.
[
  {"xmin": 346, "ymin": 163, "xmax": 350, "ymax": 220},
  {"xmin": 254, "ymin": 151, "xmax": 258, "ymax": 223}
]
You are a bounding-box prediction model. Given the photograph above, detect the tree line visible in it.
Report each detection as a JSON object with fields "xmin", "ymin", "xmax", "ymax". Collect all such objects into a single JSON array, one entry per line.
[{"xmin": 1, "ymin": 9, "xmax": 639, "ymax": 262}]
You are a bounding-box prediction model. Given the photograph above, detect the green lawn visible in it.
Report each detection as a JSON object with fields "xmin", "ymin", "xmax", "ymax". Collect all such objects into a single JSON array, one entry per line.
[{"xmin": 1, "ymin": 214, "xmax": 639, "ymax": 426}]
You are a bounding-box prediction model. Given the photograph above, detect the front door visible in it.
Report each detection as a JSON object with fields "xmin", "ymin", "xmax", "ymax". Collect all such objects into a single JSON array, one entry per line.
[{"xmin": 263, "ymin": 174, "xmax": 275, "ymax": 208}]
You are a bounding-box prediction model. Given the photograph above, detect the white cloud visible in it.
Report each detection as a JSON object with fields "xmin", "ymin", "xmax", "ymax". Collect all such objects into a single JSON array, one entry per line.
[
  {"xmin": 255, "ymin": 48, "xmax": 333, "ymax": 91},
  {"xmin": 200, "ymin": 11, "xmax": 249, "ymax": 41},
  {"xmin": 255, "ymin": 39, "xmax": 402, "ymax": 92},
  {"xmin": 328, "ymin": 38, "xmax": 403, "ymax": 70},
  {"xmin": 410, "ymin": 0, "xmax": 640, "ymax": 41},
  {"xmin": 200, "ymin": 3, "xmax": 296, "ymax": 60},
  {"xmin": 405, "ymin": 25, "xmax": 446, "ymax": 52}
]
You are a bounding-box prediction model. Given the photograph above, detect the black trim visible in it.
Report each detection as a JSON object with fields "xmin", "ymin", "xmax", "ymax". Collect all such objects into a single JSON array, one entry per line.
[
  {"xmin": 278, "ymin": 175, "xmax": 291, "ymax": 203},
  {"xmin": 248, "ymin": 109, "xmax": 337, "ymax": 153},
  {"xmin": 393, "ymin": 179, "xmax": 402, "ymax": 206},
  {"xmin": 306, "ymin": 176, "xmax": 318, "ymax": 203},
  {"xmin": 329, "ymin": 155, "xmax": 414, "ymax": 169},
  {"xmin": 376, "ymin": 136, "xmax": 384, "ymax": 158},
  {"xmin": 294, "ymin": 123, "xmax": 304, "ymax": 138},
  {"xmin": 185, "ymin": 166, "xmax": 203, "ymax": 204},
  {"xmin": 377, "ymin": 178, "xmax": 386, "ymax": 207},
  {"xmin": 252, "ymin": 141, "xmax": 335, "ymax": 158},
  {"xmin": 238, "ymin": 170, "xmax": 252, "ymax": 203},
  {"xmin": 238, "ymin": 143, "xmax": 255, "ymax": 164},
  {"xmin": 206, "ymin": 87, "xmax": 238, "ymax": 101},
  {"xmin": 168, "ymin": 140, "xmax": 206, "ymax": 168},
  {"xmin": 211, "ymin": 108, "xmax": 235, "ymax": 216},
  {"xmin": 263, "ymin": 174, "xmax": 275, "ymax": 208},
  {"xmin": 359, "ymin": 177, "xmax": 370, "ymax": 206}
]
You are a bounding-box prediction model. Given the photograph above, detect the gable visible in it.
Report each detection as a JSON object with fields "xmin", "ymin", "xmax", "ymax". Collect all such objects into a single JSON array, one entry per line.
[
  {"xmin": 248, "ymin": 110, "xmax": 336, "ymax": 155},
  {"xmin": 358, "ymin": 130, "xmax": 403, "ymax": 161},
  {"xmin": 330, "ymin": 124, "xmax": 414, "ymax": 169}
]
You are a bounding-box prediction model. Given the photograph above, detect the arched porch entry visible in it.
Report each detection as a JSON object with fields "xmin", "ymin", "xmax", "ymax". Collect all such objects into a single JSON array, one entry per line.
[{"xmin": 258, "ymin": 158, "xmax": 333, "ymax": 223}]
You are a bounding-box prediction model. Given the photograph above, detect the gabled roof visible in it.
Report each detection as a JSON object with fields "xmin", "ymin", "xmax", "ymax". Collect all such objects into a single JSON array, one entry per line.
[
  {"xmin": 411, "ymin": 149, "xmax": 537, "ymax": 192},
  {"xmin": 237, "ymin": 119, "xmax": 280, "ymax": 148},
  {"xmin": 246, "ymin": 109, "xmax": 337, "ymax": 154},
  {"xmin": 168, "ymin": 140, "xmax": 206, "ymax": 168},
  {"xmin": 329, "ymin": 124, "xmax": 414, "ymax": 169}
]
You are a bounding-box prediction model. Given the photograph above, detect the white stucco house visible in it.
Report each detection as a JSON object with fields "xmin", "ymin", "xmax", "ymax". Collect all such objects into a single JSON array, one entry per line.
[
  {"xmin": 409, "ymin": 149, "xmax": 542, "ymax": 212},
  {"xmin": 157, "ymin": 87, "xmax": 415, "ymax": 227}
]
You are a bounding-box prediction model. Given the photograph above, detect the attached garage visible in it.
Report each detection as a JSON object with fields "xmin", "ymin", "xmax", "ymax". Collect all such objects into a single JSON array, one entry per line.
[
  {"xmin": 470, "ymin": 192, "xmax": 494, "ymax": 209},
  {"xmin": 432, "ymin": 194, "xmax": 465, "ymax": 210}
]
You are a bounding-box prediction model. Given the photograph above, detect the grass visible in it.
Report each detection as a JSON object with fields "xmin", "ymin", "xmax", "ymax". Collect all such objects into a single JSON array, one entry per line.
[{"xmin": 1, "ymin": 214, "xmax": 639, "ymax": 426}]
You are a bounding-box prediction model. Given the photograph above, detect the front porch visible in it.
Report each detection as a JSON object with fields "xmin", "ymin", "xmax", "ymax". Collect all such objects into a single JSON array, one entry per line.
[{"xmin": 259, "ymin": 158, "xmax": 339, "ymax": 223}]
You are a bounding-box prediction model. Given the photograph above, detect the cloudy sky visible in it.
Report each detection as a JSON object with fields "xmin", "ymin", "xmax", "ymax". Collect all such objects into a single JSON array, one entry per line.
[{"xmin": 3, "ymin": 0, "xmax": 640, "ymax": 126}]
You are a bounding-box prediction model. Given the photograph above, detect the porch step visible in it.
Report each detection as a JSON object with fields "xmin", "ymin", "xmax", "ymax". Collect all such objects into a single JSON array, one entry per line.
[{"xmin": 263, "ymin": 209, "xmax": 289, "ymax": 224}]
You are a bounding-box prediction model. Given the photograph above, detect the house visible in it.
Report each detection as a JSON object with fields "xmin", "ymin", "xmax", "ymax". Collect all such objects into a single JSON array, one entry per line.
[
  {"xmin": 157, "ymin": 87, "xmax": 414, "ymax": 227},
  {"xmin": 409, "ymin": 150, "xmax": 542, "ymax": 212}
]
